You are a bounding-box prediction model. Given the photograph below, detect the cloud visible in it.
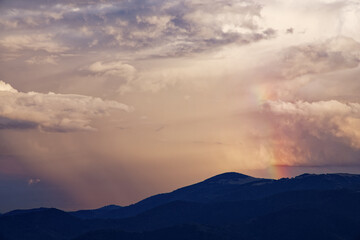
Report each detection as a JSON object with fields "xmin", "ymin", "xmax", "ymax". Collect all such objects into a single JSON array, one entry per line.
[
  {"xmin": 0, "ymin": 34, "xmax": 68, "ymax": 53},
  {"xmin": 264, "ymin": 100, "xmax": 360, "ymax": 117},
  {"xmin": 0, "ymin": 81, "xmax": 131, "ymax": 132},
  {"xmin": 0, "ymin": 81, "xmax": 18, "ymax": 93},
  {"xmin": 281, "ymin": 36, "xmax": 360, "ymax": 79},
  {"xmin": 86, "ymin": 61, "xmax": 137, "ymax": 94},
  {"xmin": 0, "ymin": 0, "xmax": 275, "ymax": 58},
  {"xmin": 250, "ymin": 36, "xmax": 360, "ymax": 101},
  {"xmin": 88, "ymin": 61, "xmax": 136, "ymax": 79},
  {"xmin": 25, "ymin": 55, "xmax": 58, "ymax": 65},
  {"xmin": 262, "ymin": 100, "xmax": 360, "ymax": 166}
]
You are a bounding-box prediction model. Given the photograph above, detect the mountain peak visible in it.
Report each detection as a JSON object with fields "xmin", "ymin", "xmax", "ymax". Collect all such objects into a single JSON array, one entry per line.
[
  {"xmin": 99, "ymin": 204, "xmax": 122, "ymax": 210},
  {"xmin": 202, "ymin": 172, "xmax": 255, "ymax": 184}
]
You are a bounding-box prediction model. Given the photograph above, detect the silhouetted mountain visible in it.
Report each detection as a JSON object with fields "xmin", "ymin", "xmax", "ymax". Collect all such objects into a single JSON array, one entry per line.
[
  {"xmin": 71, "ymin": 172, "xmax": 262, "ymax": 219},
  {"xmin": 1, "ymin": 172, "xmax": 360, "ymax": 240},
  {"xmin": 0, "ymin": 208, "xmax": 119, "ymax": 240},
  {"xmin": 0, "ymin": 208, "xmax": 85, "ymax": 240},
  {"xmin": 4, "ymin": 207, "xmax": 56, "ymax": 216},
  {"xmin": 73, "ymin": 189, "xmax": 360, "ymax": 240},
  {"xmin": 110, "ymin": 189, "xmax": 360, "ymax": 231},
  {"xmin": 71, "ymin": 172, "xmax": 360, "ymax": 219},
  {"xmin": 71, "ymin": 205, "xmax": 123, "ymax": 219}
]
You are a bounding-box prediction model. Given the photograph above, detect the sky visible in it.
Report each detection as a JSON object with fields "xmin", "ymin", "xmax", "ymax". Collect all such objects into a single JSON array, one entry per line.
[{"xmin": 0, "ymin": 0, "xmax": 360, "ymax": 212}]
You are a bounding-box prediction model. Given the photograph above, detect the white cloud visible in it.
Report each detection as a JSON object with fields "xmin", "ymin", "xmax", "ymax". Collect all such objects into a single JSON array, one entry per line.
[
  {"xmin": 0, "ymin": 81, "xmax": 18, "ymax": 93},
  {"xmin": 88, "ymin": 61, "xmax": 136, "ymax": 79},
  {"xmin": 264, "ymin": 100, "xmax": 360, "ymax": 117},
  {"xmin": 0, "ymin": 81, "xmax": 131, "ymax": 132}
]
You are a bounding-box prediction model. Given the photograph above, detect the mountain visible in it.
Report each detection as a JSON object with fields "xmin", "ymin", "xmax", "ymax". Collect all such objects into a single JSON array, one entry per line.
[
  {"xmin": 71, "ymin": 172, "xmax": 360, "ymax": 219},
  {"xmin": 70, "ymin": 205, "xmax": 123, "ymax": 219},
  {"xmin": 71, "ymin": 172, "xmax": 263, "ymax": 219},
  {"xmin": 0, "ymin": 208, "xmax": 121, "ymax": 240},
  {"xmin": 73, "ymin": 188, "xmax": 360, "ymax": 240},
  {"xmin": 4, "ymin": 207, "xmax": 60, "ymax": 216},
  {"xmin": 1, "ymin": 172, "xmax": 360, "ymax": 240},
  {"xmin": 0, "ymin": 208, "xmax": 86, "ymax": 240}
]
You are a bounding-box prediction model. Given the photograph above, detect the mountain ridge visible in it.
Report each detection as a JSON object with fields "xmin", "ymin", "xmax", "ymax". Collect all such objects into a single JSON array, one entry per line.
[
  {"xmin": 4, "ymin": 172, "xmax": 359, "ymax": 217},
  {"xmin": 70, "ymin": 172, "xmax": 360, "ymax": 219},
  {"xmin": 1, "ymin": 172, "xmax": 360, "ymax": 240}
]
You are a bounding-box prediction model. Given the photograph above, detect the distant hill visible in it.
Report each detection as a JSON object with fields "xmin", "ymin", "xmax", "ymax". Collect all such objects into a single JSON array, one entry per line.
[{"xmin": 1, "ymin": 172, "xmax": 360, "ymax": 240}]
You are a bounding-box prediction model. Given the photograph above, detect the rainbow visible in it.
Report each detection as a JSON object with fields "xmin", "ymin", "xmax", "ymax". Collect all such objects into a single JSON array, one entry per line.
[
  {"xmin": 269, "ymin": 164, "xmax": 290, "ymax": 179},
  {"xmin": 250, "ymin": 83, "xmax": 277, "ymax": 104},
  {"xmin": 250, "ymin": 83, "xmax": 289, "ymax": 179}
]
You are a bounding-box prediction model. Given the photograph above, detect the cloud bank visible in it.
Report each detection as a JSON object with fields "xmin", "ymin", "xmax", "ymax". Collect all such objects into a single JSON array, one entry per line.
[
  {"xmin": 0, "ymin": 81, "xmax": 131, "ymax": 132},
  {"xmin": 262, "ymin": 100, "xmax": 360, "ymax": 166},
  {"xmin": 0, "ymin": 0, "xmax": 275, "ymax": 58}
]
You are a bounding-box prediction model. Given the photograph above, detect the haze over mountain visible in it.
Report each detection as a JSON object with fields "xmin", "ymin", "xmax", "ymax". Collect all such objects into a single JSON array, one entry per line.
[{"xmin": 1, "ymin": 172, "xmax": 360, "ymax": 240}]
